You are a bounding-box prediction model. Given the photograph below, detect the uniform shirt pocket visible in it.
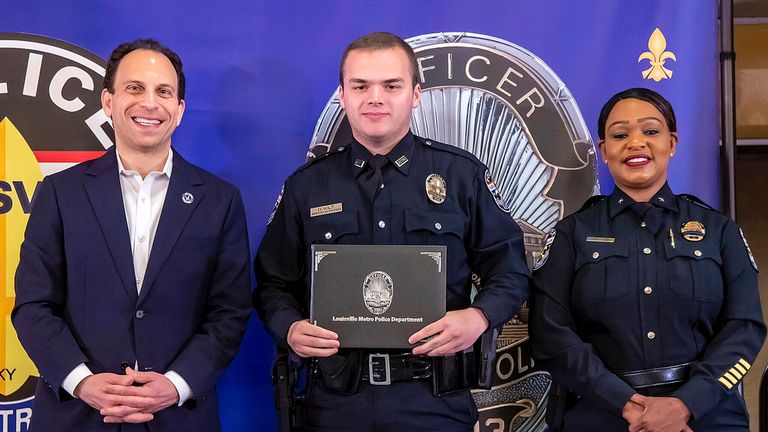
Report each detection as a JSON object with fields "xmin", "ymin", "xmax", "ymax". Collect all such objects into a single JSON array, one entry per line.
[
  {"xmin": 664, "ymin": 240, "xmax": 722, "ymax": 302},
  {"xmin": 573, "ymin": 239, "xmax": 629, "ymax": 305},
  {"xmin": 306, "ymin": 210, "xmax": 359, "ymax": 244},
  {"xmin": 404, "ymin": 208, "xmax": 465, "ymax": 244}
]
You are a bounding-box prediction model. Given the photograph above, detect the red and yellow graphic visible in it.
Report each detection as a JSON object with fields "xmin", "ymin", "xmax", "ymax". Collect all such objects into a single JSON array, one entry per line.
[{"xmin": 1, "ymin": 117, "xmax": 41, "ymax": 396}]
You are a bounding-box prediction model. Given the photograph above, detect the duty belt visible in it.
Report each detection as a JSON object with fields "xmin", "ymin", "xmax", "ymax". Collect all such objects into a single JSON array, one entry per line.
[
  {"xmin": 361, "ymin": 353, "xmax": 432, "ymax": 385},
  {"xmin": 616, "ymin": 363, "xmax": 691, "ymax": 389}
]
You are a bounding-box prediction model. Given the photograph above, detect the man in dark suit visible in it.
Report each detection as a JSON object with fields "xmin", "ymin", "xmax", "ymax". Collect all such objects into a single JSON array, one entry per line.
[{"xmin": 12, "ymin": 39, "xmax": 251, "ymax": 431}]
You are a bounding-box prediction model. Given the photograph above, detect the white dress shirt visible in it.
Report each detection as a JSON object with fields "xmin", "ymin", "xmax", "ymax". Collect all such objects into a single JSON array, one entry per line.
[{"xmin": 61, "ymin": 148, "xmax": 192, "ymax": 406}]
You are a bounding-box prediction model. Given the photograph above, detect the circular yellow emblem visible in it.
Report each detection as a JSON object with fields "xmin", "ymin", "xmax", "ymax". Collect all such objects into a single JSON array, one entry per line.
[
  {"xmin": 680, "ymin": 221, "xmax": 706, "ymax": 242},
  {"xmin": 425, "ymin": 174, "xmax": 446, "ymax": 204}
]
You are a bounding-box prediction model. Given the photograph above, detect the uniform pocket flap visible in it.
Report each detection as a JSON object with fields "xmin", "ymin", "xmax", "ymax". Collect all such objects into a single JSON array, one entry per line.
[
  {"xmin": 405, "ymin": 209, "xmax": 465, "ymax": 235},
  {"xmin": 575, "ymin": 238, "xmax": 628, "ymax": 269},
  {"xmin": 664, "ymin": 241, "xmax": 721, "ymax": 265},
  {"xmin": 307, "ymin": 210, "xmax": 359, "ymax": 243}
]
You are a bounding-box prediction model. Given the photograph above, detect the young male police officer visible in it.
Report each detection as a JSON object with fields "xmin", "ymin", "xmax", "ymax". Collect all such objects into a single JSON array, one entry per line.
[
  {"xmin": 12, "ymin": 39, "xmax": 251, "ymax": 431},
  {"xmin": 255, "ymin": 32, "xmax": 530, "ymax": 431}
]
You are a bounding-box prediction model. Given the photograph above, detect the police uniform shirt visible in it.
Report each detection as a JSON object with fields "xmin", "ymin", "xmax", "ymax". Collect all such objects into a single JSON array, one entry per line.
[
  {"xmin": 531, "ymin": 183, "xmax": 765, "ymax": 422},
  {"xmin": 255, "ymin": 132, "xmax": 530, "ymax": 349}
]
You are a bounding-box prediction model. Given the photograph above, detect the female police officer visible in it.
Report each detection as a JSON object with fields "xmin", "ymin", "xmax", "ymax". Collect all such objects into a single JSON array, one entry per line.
[{"xmin": 531, "ymin": 88, "xmax": 765, "ymax": 432}]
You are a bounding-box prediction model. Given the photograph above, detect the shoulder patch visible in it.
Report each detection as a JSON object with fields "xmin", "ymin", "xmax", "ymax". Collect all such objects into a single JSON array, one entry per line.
[
  {"xmin": 577, "ymin": 195, "xmax": 608, "ymax": 212},
  {"xmin": 267, "ymin": 185, "xmax": 284, "ymax": 225},
  {"xmin": 679, "ymin": 194, "xmax": 715, "ymax": 210},
  {"xmin": 533, "ymin": 228, "xmax": 556, "ymax": 271},
  {"xmin": 484, "ymin": 169, "xmax": 511, "ymax": 213},
  {"xmin": 739, "ymin": 227, "xmax": 759, "ymax": 272}
]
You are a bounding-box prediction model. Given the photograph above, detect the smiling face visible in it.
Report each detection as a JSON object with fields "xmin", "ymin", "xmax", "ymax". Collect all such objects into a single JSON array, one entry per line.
[
  {"xmin": 338, "ymin": 47, "xmax": 420, "ymax": 154},
  {"xmin": 101, "ymin": 49, "xmax": 185, "ymax": 156},
  {"xmin": 599, "ymin": 98, "xmax": 678, "ymax": 197}
]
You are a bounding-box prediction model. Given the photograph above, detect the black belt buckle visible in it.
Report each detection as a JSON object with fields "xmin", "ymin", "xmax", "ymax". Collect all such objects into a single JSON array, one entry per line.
[{"xmin": 368, "ymin": 353, "xmax": 391, "ymax": 385}]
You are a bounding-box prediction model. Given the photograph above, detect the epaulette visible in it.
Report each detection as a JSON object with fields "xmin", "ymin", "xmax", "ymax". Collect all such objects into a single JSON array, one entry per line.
[
  {"xmin": 679, "ymin": 194, "xmax": 715, "ymax": 210},
  {"xmin": 416, "ymin": 136, "xmax": 483, "ymax": 166},
  {"xmin": 293, "ymin": 144, "xmax": 350, "ymax": 174},
  {"xmin": 577, "ymin": 195, "xmax": 608, "ymax": 212}
]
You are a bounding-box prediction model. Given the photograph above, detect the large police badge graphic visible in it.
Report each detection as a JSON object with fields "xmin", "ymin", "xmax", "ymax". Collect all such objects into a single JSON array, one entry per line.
[
  {"xmin": 0, "ymin": 33, "xmax": 112, "ymax": 430},
  {"xmin": 362, "ymin": 271, "xmax": 394, "ymax": 315},
  {"xmin": 310, "ymin": 33, "xmax": 598, "ymax": 432}
]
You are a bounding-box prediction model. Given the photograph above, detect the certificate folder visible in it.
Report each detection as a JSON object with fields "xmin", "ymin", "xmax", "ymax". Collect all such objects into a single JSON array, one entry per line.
[{"xmin": 310, "ymin": 244, "xmax": 447, "ymax": 349}]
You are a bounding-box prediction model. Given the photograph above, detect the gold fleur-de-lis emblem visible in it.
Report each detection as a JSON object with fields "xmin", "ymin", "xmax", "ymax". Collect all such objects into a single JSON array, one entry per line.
[{"xmin": 638, "ymin": 28, "xmax": 676, "ymax": 82}]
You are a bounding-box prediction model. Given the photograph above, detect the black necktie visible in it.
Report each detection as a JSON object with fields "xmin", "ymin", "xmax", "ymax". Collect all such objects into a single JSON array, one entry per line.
[
  {"xmin": 630, "ymin": 202, "xmax": 663, "ymax": 233},
  {"xmin": 360, "ymin": 154, "xmax": 388, "ymax": 202}
]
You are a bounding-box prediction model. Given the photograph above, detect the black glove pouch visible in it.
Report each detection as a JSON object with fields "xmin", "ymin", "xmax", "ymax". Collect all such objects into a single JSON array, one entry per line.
[{"xmin": 317, "ymin": 350, "xmax": 363, "ymax": 395}]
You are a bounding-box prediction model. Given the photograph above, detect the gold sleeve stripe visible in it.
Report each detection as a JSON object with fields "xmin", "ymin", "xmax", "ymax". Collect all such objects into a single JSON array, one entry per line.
[
  {"xmin": 729, "ymin": 368, "xmax": 743, "ymax": 379},
  {"xmin": 723, "ymin": 372, "xmax": 739, "ymax": 385},
  {"xmin": 738, "ymin": 358, "xmax": 751, "ymax": 370},
  {"xmin": 719, "ymin": 376, "xmax": 735, "ymax": 389},
  {"xmin": 734, "ymin": 363, "xmax": 748, "ymax": 375}
]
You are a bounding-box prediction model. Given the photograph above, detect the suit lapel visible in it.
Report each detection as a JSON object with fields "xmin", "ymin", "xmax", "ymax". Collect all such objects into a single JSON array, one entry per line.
[
  {"xmin": 139, "ymin": 150, "xmax": 204, "ymax": 303},
  {"xmin": 83, "ymin": 148, "xmax": 139, "ymax": 303}
]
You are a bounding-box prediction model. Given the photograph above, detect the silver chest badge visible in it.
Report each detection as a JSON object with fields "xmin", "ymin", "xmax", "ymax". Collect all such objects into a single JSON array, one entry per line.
[
  {"xmin": 425, "ymin": 173, "xmax": 446, "ymax": 204},
  {"xmin": 182, "ymin": 192, "xmax": 194, "ymax": 204},
  {"xmin": 362, "ymin": 271, "xmax": 394, "ymax": 315}
]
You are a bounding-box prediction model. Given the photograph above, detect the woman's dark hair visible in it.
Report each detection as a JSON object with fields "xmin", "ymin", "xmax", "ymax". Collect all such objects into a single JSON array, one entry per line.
[{"xmin": 597, "ymin": 87, "xmax": 676, "ymax": 140}]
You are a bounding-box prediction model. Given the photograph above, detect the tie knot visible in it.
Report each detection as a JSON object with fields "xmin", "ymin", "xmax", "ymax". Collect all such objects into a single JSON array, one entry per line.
[
  {"xmin": 367, "ymin": 154, "xmax": 389, "ymax": 170},
  {"xmin": 630, "ymin": 201, "xmax": 663, "ymax": 232},
  {"xmin": 630, "ymin": 201, "xmax": 654, "ymax": 216}
]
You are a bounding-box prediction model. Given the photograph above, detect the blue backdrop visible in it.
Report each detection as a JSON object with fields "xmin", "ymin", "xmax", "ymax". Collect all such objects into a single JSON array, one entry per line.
[{"xmin": 1, "ymin": 1, "xmax": 719, "ymax": 429}]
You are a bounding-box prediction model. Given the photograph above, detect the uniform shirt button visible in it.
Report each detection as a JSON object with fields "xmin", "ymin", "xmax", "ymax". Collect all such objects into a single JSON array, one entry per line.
[
  {"xmin": 135, "ymin": 309, "xmax": 145, "ymax": 319},
  {"xmin": 324, "ymin": 232, "xmax": 332, "ymax": 240},
  {"xmin": 380, "ymin": 184, "xmax": 384, "ymax": 189},
  {"xmin": 378, "ymin": 220, "xmax": 386, "ymax": 228},
  {"xmin": 640, "ymin": 221, "xmax": 647, "ymax": 228},
  {"xmin": 644, "ymin": 286, "xmax": 653, "ymax": 295},
  {"xmin": 647, "ymin": 331, "xmax": 656, "ymax": 340},
  {"xmin": 434, "ymin": 222, "xmax": 442, "ymax": 230},
  {"xmin": 139, "ymin": 235, "xmax": 146, "ymax": 243},
  {"xmin": 592, "ymin": 252, "xmax": 599, "ymax": 259},
  {"xmin": 643, "ymin": 247, "xmax": 652, "ymax": 255},
  {"xmin": 694, "ymin": 250, "xmax": 702, "ymax": 257}
]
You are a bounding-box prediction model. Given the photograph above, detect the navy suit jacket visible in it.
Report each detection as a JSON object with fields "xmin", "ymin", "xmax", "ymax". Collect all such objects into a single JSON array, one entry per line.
[{"xmin": 12, "ymin": 147, "xmax": 251, "ymax": 432}]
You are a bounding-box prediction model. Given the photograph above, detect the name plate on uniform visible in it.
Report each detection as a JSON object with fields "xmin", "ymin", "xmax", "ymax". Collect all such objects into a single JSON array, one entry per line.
[{"xmin": 310, "ymin": 244, "xmax": 447, "ymax": 349}]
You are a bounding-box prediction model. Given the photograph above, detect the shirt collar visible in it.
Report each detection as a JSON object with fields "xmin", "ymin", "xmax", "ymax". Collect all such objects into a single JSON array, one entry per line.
[
  {"xmin": 351, "ymin": 131, "xmax": 415, "ymax": 178},
  {"xmin": 116, "ymin": 147, "xmax": 174, "ymax": 178},
  {"xmin": 608, "ymin": 182, "xmax": 677, "ymax": 217}
]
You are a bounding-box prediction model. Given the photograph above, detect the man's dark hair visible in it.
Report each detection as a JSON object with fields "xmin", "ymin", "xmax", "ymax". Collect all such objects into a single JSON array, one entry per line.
[
  {"xmin": 597, "ymin": 87, "xmax": 676, "ymax": 140},
  {"xmin": 103, "ymin": 38, "xmax": 185, "ymax": 101},
  {"xmin": 339, "ymin": 32, "xmax": 419, "ymax": 87}
]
